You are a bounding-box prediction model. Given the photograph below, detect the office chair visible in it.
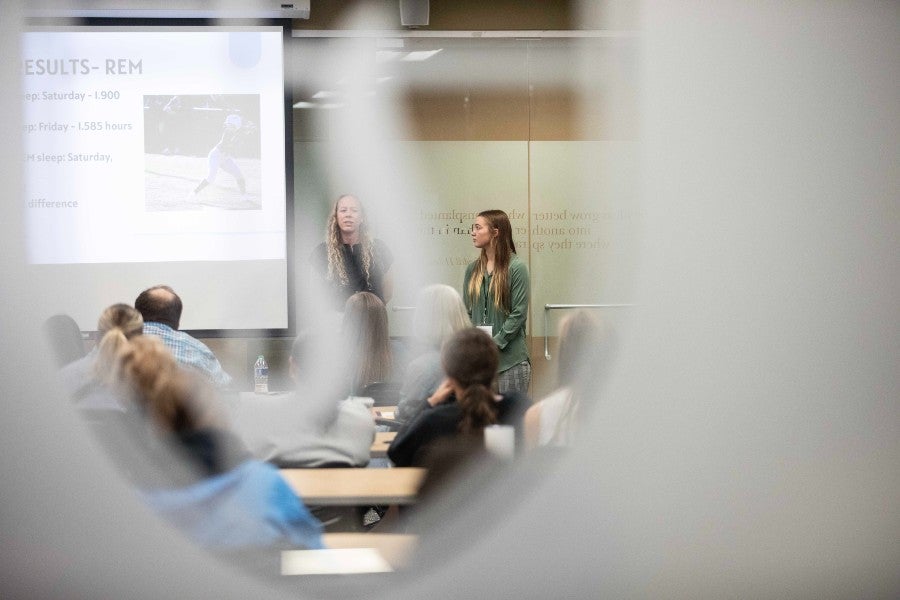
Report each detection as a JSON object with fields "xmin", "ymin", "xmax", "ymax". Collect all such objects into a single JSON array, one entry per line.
[{"xmin": 42, "ymin": 313, "xmax": 86, "ymax": 367}]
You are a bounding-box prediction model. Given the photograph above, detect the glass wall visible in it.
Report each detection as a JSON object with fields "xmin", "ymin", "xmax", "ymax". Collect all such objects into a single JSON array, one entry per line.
[{"xmin": 290, "ymin": 34, "xmax": 638, "ymax": 393}]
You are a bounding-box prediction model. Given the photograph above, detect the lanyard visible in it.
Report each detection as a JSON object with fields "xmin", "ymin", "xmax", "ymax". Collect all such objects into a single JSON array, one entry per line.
[{"xmin": 481, "ymin": 273, "xmax": 491, "ymax": 325}]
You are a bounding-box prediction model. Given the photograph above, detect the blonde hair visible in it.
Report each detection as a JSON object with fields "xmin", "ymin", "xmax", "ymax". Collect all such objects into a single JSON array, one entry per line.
[
  {"xmin": 465, "ymin": 209, "xmax": 517, "ymax": 313},
  {"xmin": 115, "ymin": 336, "xmax": 225, "ymax": 434},
  {"xmin": 342, "ymin": 292, "xmax": 392, "ymax": 394},
  {"xmin": 92, "ymin": 303, "xmax": 144, "ymax": 385},
  {"xmin": 413, "ymin": 284, "xmax": 471, "ymax": 350},
  {"xmin": 325, "ymin": 194, "xmax": 374, "ymax": 287}
]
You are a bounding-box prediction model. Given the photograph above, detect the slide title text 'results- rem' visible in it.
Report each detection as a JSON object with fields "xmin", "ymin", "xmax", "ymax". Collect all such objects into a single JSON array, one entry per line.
[{"xmin": 23, "ymin": 58, "xmax": 143, "ymax": 76}]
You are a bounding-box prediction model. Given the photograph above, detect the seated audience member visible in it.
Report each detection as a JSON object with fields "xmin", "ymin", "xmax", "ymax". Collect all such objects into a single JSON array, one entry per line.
[
  {"xmin": 396, "ymin": 284, "xmax": 471, "ymax": 424},
  {"xmin": 387, "ymin": 328, "xmax": 528, "ymax": 468},
  {"xmin": 58, "ymin": 303, "xmax": 144, "ymax": 411},
  {"xmin": 43, "ymin": 313, "xmax": 86, "ymax": 368},
  {"xmin": 228, "ymin": 331, "xmax": 375, "ymax": 468},
  {"xmin": 341, "ymin": 291, "xmax": 402, "ymax": 396},
  {"xmin": 112, "ymin": 336, "xmax": 323, "ymax": 551},
  {"xmin": 523, "ymin": 310, "xmax": 615, "ymax": 449},
  {"xmin": 134, "ymin": 285, "xmax": 232, "ymax": 388}
]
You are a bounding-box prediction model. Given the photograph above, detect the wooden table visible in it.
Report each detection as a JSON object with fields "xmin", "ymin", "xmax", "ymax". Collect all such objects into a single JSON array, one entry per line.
[
  {"xmin": 324, "ymin": 533, "xmax": 417, "ymax": 568},
  {"xmin": 281, "ymin": 533, "xmax": 418, "ymax": 574},
  {"xmin": 280, "ymin": 467, "xmax": 426, "ymax": 506},
  {"xmin": 370, "ymin": 405, "xmax": 399, "ymax": 420},
  {"xmin": 370, "ymin": 430, "xmax": 396, "ymax": 458}
]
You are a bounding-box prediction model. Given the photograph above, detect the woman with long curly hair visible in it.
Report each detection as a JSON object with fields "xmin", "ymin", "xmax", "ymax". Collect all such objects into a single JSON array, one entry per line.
[
  {"xmin": 387, "ymin": 327, "xmax": 527, "ymax": 467},
  {"xmin": 311, "ymin": 194, "xmax": 394, "ymax": 308},
  {"xmin": 464, "ymin": 209, "xmax": 531, "ymax": 395}
]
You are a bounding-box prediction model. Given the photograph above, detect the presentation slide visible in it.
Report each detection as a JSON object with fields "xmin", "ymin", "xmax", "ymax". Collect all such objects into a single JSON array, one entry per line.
[{"xmin": 21, "ymin": 26, "xmax": 290, "ymax": 332}]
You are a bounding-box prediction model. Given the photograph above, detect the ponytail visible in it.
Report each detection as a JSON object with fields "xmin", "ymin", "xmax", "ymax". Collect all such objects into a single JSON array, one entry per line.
[
  {"xmin": 457, "ymin": 382, "xmax": 499, "ymax": 435},
  {"xmin": 92, "ymin": 327, "xmax": 130, "ymax": 385},
  {"xmin": 91, "ymin": 303, "xmax": 144, "ymax": 386}
]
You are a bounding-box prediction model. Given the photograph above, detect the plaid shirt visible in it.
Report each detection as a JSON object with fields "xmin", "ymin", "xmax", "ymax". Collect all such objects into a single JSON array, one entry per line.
[{"xmin": 143, "ymin": 322, "xmax": 232, "ymax": 388}]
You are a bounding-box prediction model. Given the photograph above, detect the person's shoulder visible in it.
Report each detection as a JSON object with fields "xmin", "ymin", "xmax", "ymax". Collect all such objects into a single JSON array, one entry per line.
[
  {"xmin": 142, "ymin": 321, "xmax": 170, "ymax": 333},
  {"xmin": 174, "ymin": 327, "xmax": 205, "ymax": 346},
  {"xmin": 539, "ymin": 386, "xmax": 572, "ymax": 408},
  {"xmin": 338, "ymin": 397, "xmax": 375, "ymax": 419},
  {"xmin": 142, "ymin": 321, "xmax": 178, "ymax": 343},
  {"xmin": 58, "ymin": 353, "xmax": 96, "ymax": 396},
  {"xmin": 498, "ymin": 391, "xmax": 530, "ymax": 415},
  {"xmin": 58, "ymin": 352, "xmax": 92, "ymax": 378},
  {"xmin": 165, "ymin": 326, "xmax": 216, "ymax": 356},
  {"xmin": 405, "ymin": 349, "xmax": 441, "ymax": 372},
  {"xmin": 372, "ymin": 237, "xmax": 393, "ymax": 261},
  {"xmin": 501, "ymin": 390, "xmax": 528, "ymax": 403},
  {"xmin": 421, "ymin": 402, "xmax": 462, "ymax": 427},
  {"xmin": 509, "ymin": 253, "xmax": 528, "ymax": 270}
]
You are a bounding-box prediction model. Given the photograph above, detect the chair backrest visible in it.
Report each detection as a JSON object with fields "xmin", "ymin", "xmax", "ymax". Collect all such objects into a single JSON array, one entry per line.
[
  {"xmin": 359, "ymin": 381, "xmax": 402, "ymax": 407},
  {"xmin": 43, "ymin": 313, "xmax": 86, "ymax": 368}
]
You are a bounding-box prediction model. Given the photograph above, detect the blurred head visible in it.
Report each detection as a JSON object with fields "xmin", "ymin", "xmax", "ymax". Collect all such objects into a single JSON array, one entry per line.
[
  {"xmin": 342, "ymin": 291, "xmax": 391, "ymax": 393},
  {"xmin": 413, "ymin": 284, "xmax": 471, "ymax": 350},
  {"xmin": 115, "ymin": 335, "xmax": 224, "ymax": 434},
  {"xmin": 290, "ymin": 329, "xmax": 341, "ymax": 389},
  {"xmin": 134, "ymin": 285, "xmax": 182, "ymax": 330},
  {"xmin": 97, "ymin": 303, "xmax": 143, "ymax": 339},
  {"xmin": 289, "ymin": 330, "xmax": 347, "ymax": 425},
  {"xmin": 42, "ymin": 314, "xmax": 85, "ymax": 368},
  {"xmin": 442, "ymin": 328, "xmax": 500, "ymax": 434},
  {"xmin": 556, "ymin": 309, "xmax": 616, "ymax": 391},
  {"xmin": 442, "ymin": 327, "xmax": 499, "ymax": 390},
  {"xmin": 92, "ymin": 304, "xmax": 144, "ymax": 383}
]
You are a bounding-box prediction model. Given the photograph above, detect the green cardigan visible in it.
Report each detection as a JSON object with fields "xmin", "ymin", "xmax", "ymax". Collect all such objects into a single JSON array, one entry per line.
[{"xmin": 463, "ymin": 254, "xmax": 530, "ymax": 373}]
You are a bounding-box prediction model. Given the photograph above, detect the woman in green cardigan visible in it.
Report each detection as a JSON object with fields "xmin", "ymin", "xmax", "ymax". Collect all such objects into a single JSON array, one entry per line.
[{"xmin": 463, "ymin": 209, "xmax": 531, "ymax": 395}]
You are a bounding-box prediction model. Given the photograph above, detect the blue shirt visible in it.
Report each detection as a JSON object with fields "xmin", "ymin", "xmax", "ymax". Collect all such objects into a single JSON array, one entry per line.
[
  {"xmin": 139, "ymin": 460, "xmax": 324, "ymax": 550},
  {"xmin": 142, "ymin": 322, "xmax": 232, "ymax": 388}
]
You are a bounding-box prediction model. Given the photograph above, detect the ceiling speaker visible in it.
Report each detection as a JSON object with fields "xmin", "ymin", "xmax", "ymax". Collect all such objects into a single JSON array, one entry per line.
[{"xmin": 400, "ymin": 0, "xmax": 429, "ymax": 28}]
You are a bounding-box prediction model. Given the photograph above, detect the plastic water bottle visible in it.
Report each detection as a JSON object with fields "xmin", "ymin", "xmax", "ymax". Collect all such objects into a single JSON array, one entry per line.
[{"xmin": 253, "ymin": 355, "xmax": 269, "ymax": 394}]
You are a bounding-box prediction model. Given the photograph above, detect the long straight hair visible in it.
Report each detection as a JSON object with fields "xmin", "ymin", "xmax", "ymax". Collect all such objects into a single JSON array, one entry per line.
[
  {"xmin": 342, "ymin": 291, "xmax": 392, "ymax": 394},
  {"xmin": 325, "ymin": 194, "xmax": 374, "ymax": 286},
  {"xmin": 465, "ymin": 209, "xmax": 517, "ymax": 313},
  {"xmin": 413, "ymin": 284, "xmax": 471, "ymax": 350},
  {"xmin": 549, "ymin": 310, "xmax": 614, "ymax": 446}
]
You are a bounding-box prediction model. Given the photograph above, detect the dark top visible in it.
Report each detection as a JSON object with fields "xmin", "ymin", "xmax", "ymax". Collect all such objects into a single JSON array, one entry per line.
[
  {"xmin": 386, "ymin": 392, "xmax": 528, "ymax": 467},
  {"xmin": 311, "ymin": 238, "xmax": 393, "ymax": 307}
]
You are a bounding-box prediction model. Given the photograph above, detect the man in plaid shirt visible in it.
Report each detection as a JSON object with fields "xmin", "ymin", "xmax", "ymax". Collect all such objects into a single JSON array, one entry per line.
[{"xmin": 134, "ymin": 285, "xmax": 232, "ymax": 389}]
